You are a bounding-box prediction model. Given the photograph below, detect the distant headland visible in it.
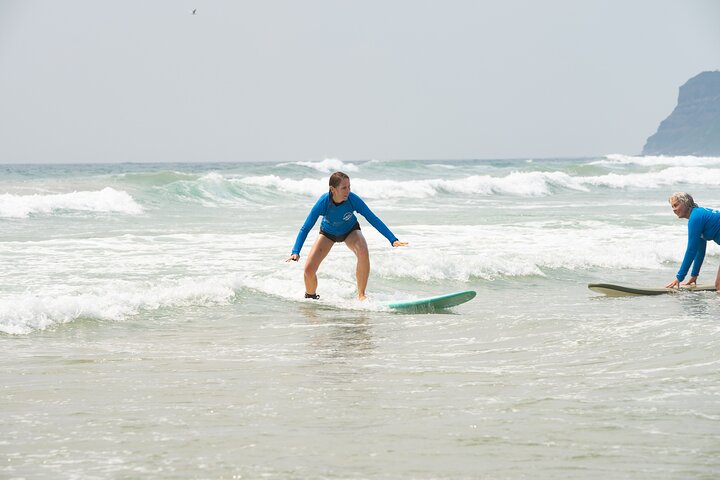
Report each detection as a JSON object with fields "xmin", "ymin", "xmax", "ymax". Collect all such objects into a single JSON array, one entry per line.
[{"xmin": 642, "ymin": 71, "xmax": 720, "ymax": 156}]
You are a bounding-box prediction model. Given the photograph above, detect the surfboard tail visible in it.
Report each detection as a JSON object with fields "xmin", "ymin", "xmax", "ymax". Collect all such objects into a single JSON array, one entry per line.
[{"xmin": 387, "ymin": 290, "xmax": 476, "ymax": 311}]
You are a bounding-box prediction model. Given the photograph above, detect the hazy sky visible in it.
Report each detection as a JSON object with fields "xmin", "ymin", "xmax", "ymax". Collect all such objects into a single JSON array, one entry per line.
[{"xmin": 0, "ymin": 0, "xmax": 718, "ymax": 163}]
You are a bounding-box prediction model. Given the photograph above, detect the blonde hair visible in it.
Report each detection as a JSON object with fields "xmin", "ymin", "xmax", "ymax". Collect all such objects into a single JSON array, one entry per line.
[{"xmin": 668, "ymin": 192, "xmax": 698, "ymax": 209}]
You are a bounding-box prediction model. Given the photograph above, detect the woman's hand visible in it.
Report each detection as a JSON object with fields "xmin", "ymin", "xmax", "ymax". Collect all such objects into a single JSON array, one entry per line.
[
  {"xmin": 287, "ymin": 254, "xmax": 299, "ymax": 262},
  {"xmin": 392, "ymin": 240, "xmax": 408, "ymax": 247},
  {"xmin": 666, "ymin": 276, "xmax": 698, "ymax": 288}
]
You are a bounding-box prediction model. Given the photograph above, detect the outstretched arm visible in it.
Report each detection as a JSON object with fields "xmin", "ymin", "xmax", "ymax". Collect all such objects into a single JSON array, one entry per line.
[
  {"xmin": 675, "ymin": 214, "xmax": 706, "ymax": 282},
  {"xmin": 289, "ymin": 195, "xmax": 327, "ymax": 258},
  {"xmin": 351, "ymin": 194, "xmax": 401, "ymax": 246},
  {"xmin": 669, "ymin": 212, "xmax": 707, "ymax": 287}
]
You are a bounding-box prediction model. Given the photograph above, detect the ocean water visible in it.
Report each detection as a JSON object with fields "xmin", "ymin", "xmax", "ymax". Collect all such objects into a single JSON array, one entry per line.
[{"xmin": 2, "ymin": 156, "xmax": 719, "ymax": 479}]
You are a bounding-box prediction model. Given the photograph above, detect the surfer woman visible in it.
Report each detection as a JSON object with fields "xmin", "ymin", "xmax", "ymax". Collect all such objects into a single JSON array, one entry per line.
[
  {"xmin": 288, "ymin": 171, "xmax": 407, "ymax": 300},
  {"xmin": 665, "ymin": 192, "xmax": 720, "ymax": 290}
]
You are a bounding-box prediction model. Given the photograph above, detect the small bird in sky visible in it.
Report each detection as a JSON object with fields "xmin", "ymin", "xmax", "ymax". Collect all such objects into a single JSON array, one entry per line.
[{"xmin": 191, "ymin": 9, "xmax": 197, "ymax": 15}]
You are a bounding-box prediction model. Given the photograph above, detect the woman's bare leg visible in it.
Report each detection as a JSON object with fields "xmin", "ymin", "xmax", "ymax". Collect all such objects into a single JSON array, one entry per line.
[
  {"xmin": 304, "ymin": 235, "xmax": 334, "ymax": 296},
  {"xmin": 345, "ymin": 230, "xmax": 370, "ymax": 300}
]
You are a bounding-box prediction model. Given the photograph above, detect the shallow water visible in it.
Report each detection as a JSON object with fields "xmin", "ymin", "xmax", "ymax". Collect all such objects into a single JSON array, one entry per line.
[{"xmin": 2, "ymin": 156, "xmax": 720, "ymax": 478}]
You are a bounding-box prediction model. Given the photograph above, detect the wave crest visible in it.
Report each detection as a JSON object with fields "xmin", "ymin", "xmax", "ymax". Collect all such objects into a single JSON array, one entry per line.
[
  {"xmin": 0, "ymin": 187, "xmax": 143, "ymax": 218},
  {"xmin": 152, "ymin": 166, "xmax": 720, "ymax": 205},
  {"xmin": 598, "ymin": 154, "xmax": 720, "ymax": 167},
  {"xmin": 283, "ymin": 158, "xmax": 360, "ymax": 173}
]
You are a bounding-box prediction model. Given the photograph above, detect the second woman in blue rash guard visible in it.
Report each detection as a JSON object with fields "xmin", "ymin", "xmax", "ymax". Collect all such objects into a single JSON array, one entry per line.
[
  {"xmin": 287, "ymin": 171, "xmax": 408, "ymax": 300},
  {"xmin": 665, "ymin": 192, "xmax": 720, "ymax": 290}
]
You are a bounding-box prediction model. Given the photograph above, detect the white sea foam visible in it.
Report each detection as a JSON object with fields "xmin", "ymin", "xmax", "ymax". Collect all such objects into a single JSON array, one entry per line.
[
  {"xmin": 375, "ymin": 168, "xmax": 720, "ymax": 196},
  {"xmin": 0, "ymin": 220, "xmax": 702, "ymax": 334},
  {"xmin": 286, "ymin": 158, "xmax": 360, "ymax": 173},
  {"xmin": 235, "ymin": 171, "xmax": 590, "ymax": 200},
  {"xmin": 345, "ymin": 172, "xmax": 586, "ymax": 199},
  {"xmin": 598, "ymin": 154, "xmax": 720, "ymax": 167},
  {"xmin": 364, "ymin": 222, "xmax": 690, "ymax": 282},
  {"xmin": 0, "ymin": 276, "xmax": 238, "ymax": 335},
  {"xmin": 235, "ymin": 167, "xmax": 720, "ymax": 201},
  {"xmin": 147, "ymin": 163, "xmax": 720, "ymax": 206},
  {"xmin": 4, "ymin": 159, "xmax": 714, "ymax": 336},
  {"xmin": 0, "ymin": 187, "xmax": 143, "ymax": 218},
  {"xmin": 579, "ymin": 167, "xmax": 720, "ymax": 189},
  {"xmin": 235, "ymin": 174, "xmax": 326, "ymax": 197}
]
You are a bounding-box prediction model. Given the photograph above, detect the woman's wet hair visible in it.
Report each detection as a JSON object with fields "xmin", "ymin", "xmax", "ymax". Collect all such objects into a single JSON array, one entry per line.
[
  {"xmin": 669, "ymin": 192, "xmax": 698, "ymax": 209},
  {"xmin": 329, "ymin": 171, "xmax": 349, "ymax": 192}
]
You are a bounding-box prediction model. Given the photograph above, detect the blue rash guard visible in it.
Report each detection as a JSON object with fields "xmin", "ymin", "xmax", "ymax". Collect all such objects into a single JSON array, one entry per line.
[
  {"xmin": 676, "ymin": 206, "xmax": 720, "ymax": 281},
  {"xmin": 291, "ymin": 192, "xmax": 398, "ymax": 256}
]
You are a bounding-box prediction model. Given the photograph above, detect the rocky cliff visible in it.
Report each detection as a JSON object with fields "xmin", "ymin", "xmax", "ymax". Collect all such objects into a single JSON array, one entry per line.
[{"xmin": 642, "ymin": 71, "xmax": 720, "ymax": 156}]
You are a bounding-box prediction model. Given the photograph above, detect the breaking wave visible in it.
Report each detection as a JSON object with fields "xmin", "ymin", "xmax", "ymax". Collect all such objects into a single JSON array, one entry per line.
[{"xmin": 0, "ymin": 187, "xmax": 143, "ymax": 218}]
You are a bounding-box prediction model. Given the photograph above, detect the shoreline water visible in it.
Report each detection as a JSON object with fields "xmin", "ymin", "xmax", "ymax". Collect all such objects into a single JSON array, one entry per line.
[{"xmin": 2, "ymin": 156, "xmax": 720, "ymax": 478}]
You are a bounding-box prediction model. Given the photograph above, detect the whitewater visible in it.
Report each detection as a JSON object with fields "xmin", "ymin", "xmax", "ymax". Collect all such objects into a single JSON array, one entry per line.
[{"xmin": 2, "ymin": 156, "xmax": 719, "ymax": 479}]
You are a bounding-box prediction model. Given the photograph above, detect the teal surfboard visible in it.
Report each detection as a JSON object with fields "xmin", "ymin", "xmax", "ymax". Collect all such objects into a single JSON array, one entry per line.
[
  {"xmin": 387, "ymin": 290, "xmax": 476, "ymax": 313},
  {"xmin": 588, "ymin": 283, "xmax": 716, "ymax": 297}
]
